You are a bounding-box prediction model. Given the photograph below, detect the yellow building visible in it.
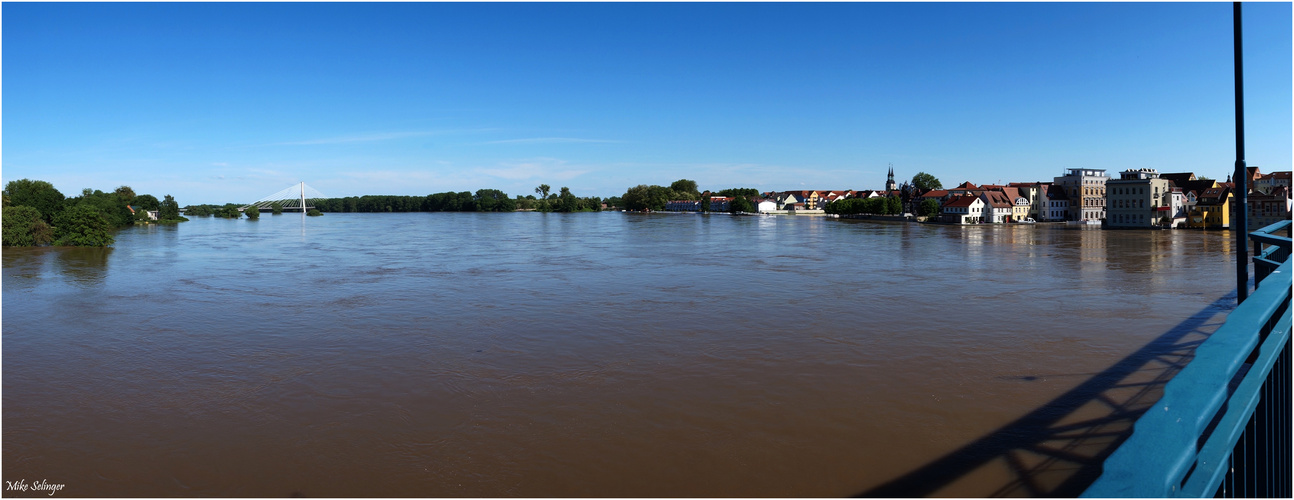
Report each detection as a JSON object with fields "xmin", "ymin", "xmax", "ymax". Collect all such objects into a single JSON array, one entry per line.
[{"xmin": 1188, "ymin": 186, "xmax": 1234, "ymax": 229}]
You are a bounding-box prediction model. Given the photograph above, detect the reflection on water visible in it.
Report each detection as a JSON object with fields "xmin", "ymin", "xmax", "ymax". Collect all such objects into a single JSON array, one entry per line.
[
  {"xmin": 3, "ymin": 215, "xmax": 1240, "ymax": 496},
  {"xmin": 52, "ymin": 247, "xmax": 113, "ymax": 287}
]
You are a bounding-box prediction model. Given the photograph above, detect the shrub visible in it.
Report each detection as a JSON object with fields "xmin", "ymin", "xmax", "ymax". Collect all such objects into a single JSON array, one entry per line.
[
  {"xmin": 3, "ymin": 206, "xmax": 53, "ymax": 246},
  {"xmin": 53, "ymin": 204, "xmax": 115, "ymax": 247},
  {"xmin": 306, "ymin": 209, "xmax": 323, "ymax": 216}
]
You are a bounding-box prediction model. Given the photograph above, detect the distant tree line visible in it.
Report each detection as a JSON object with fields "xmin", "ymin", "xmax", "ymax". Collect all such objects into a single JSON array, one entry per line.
[
  {"xmin": 309, "ymin": 187, "xmax": 605, "ymax": 214},
  {"xmin": 618, "ymin": 179, "xmax": 760, "ymax": 212},
  {"xmin": 311, "ymin": 190, "xmax": 516, "ymax": 213},
  {"xmin": 824, "ymin": 196, "xmax": 903, "ymax": 216},
  {"xmin": 2, "ymin": 179, "xmax": 187, "ymax": 247},
  {"xmin": 525, "ymin": 184, "xmax": 604, "ymax": 212}
]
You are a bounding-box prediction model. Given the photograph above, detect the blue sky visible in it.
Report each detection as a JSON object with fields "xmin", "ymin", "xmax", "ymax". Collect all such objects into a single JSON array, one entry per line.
[{"xmin": 4, "ymin": 2, "xmax": 1291, "ymax": 204}]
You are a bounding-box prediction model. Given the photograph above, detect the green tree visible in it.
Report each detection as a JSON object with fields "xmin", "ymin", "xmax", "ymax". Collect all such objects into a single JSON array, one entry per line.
[
  {"xmin": 717, "ymin": 188, "xmax": 760, "ymax": 199},
  {"xmin": 886, "ymin": 196, "xmax": 902, "ymax": 215},
  {"xmin": 621, "ymin": 184, "xmax": 671, "ymax": 211},
  {"xmin": 911, "ymin": 172, "xmax": 943, "ymax": 191},
  {"xmin": 729, "ymin": 196, "xmax": 755, "ymax": 214},
  {"xmin": 131, "ymin": 194, "xmax": 160, "ymax": 211},
  {"xmin": 4, "ymin": 179, "xmax": 65, "ymax": 224},
  {"xmin": 306, "ymin": 208, "xmax": 323, "ymax": 216},
  {"xmin": 670, "ymin": 179, "xmax": 700, "ymax": 200},
  {"xmin": 114, "ymin": 186, "xmax": 136, "ymax": 201},
  {"xmin": 184, "ymin": 205, "xmax": 214, "ymax": 217},
  {"xmin": 68, "ymin": 189, "xmax": 135, "ymax": 227},
  {"xmin": 555, "ymin": 187, "xmax": 578, "ymax": 212},
  {"xmin": 2, "ymin": 206, "xmax": 54, "ymax": 246},
  {"xmin": 474, "ymin": 189, "xmax": 516, "ymax": 212},
  {"xmin": 159, "ymin": 195, "xmax": 181, "ymax": 221},
  {"xmin": 245, "ymin": 206, "xmax": 261, "ymax": 219},
  {"xmin": 53, "ymin": 204, "xmax": 115, "ymax": 247},
  {"xmin": 271, "ymin": 202, "xmax": 284, "ymax": 215},
  {"xmin": 535, "ymin": 184, "xmax": 552, "ymax": 211},
  {"xmin": 920, "ymin": 198, "xmax": 941, "ymax": 217}
]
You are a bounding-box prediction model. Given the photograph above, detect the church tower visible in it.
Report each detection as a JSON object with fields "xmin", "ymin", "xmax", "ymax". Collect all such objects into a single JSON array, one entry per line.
[{"xmin": 885, "ymin": 163, "xmax": 897, "ymax": 192}]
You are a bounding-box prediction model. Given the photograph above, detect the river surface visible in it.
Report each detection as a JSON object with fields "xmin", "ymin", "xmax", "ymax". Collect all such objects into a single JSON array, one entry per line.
[{"xmin": 3, "ymin": 213, "xmax": 1240, "ymax": 497}]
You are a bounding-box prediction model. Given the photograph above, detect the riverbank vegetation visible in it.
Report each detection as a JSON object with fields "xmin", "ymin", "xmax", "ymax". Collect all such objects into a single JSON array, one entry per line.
[
  {"xmin": 309, "ymin": 187, "xmax": 603, "ymax": 214},
  {"xmin": 618, "ymin": 180, "xmax": 760, "ymax": 212},
  {"xmin": 824, "ymin": 196, "xmax": 903, "ymax": 216},
  {"xmin": 2, "ymin": 179, "xmax": 187, "ymax": 247}
]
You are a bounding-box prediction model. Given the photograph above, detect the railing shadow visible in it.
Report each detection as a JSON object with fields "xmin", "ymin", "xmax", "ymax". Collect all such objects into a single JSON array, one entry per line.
[{"xmin": 857, "ymin": 292, "xmax": 1238, "ymax": 497}]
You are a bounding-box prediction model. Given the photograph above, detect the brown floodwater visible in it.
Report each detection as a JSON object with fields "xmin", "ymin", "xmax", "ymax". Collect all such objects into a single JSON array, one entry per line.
[{"xmin": 2, "ymin": 213, "xmax": 1239, "ymax": 497}]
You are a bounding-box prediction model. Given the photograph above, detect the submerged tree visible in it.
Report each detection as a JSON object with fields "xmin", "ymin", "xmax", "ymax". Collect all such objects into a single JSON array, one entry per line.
[
  {"xmin": 53, "ymin": 204, "xmax": 115, "ymax": 247},
  {"xmin": 4, "ymin": 179, "xmax": 65, "ymax": 224},
  {"xmin": 2, "ymin": 206, "xmax": 54, "ymax": 246}
]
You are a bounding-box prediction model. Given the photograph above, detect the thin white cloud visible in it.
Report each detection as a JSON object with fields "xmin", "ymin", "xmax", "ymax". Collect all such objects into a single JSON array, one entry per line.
[
  {"xmin": 476, "ymin": 137, "xmax": 622, "ymax": 145},
  {"xmin": 477, "ymin": 158, "xmax": 590, "ymax": 181},
  {"xmin": 264, "ymin": 128, "xmax": 498, "ymax": 147}
]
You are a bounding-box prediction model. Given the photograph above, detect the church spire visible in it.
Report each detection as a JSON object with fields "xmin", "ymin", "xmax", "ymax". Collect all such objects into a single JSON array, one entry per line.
[{"xmin": 885, "ymin": 163, "xmax": 897, "ymax": 192}]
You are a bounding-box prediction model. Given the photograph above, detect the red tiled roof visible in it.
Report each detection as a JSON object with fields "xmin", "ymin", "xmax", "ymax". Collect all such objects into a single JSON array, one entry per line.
[{"xmin": 944, "ymin": 195, "xmax": 981, "ymax": 208}]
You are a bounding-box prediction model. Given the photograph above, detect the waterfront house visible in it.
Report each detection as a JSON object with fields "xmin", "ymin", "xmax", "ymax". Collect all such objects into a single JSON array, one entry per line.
[
  {"xmin": 1043, "ymin": 184, "xmax": 1070, "ymax": 221},
  {"xmin": 947, "ymin": 182, "xmax": 980, "ymax": 197},
  {"xmin": 1107, "ymin": 168, "xmax": 1171, "ymax": 228},
  {"xmin": 777, "ymin": 191, "xmax": 823, "ymax": 210},
  {"xmin": 1188, "ymin": 185, "xmax": 1234, "ymax": 229},
  {"xmin": 1053, "ymin": 168, "xmax": 1109, "ymax": 221},
  {"xmin": 916, "ymin": 189, "xmax": 950, "ymax": 215},
  {"xmin": 999, "ymin": 186, "xmax": 1031, "ymax": 222},
  {"xmin": 708, "ymin": 196, "xmax": 733, "ymax": 212},
  {"xmin": 755, "ymin": 199, "xmax": 777, "ymax": 213},
  {"xmin": 664, "ymin": 200, "xmax": 702, "ymax": 212},
  {"xmin": 1248, "ymin": 186, "xmax": 1292, "ymax": 229},
  {"xmin": 979, "ymin": 191, "xmax": 1014, "ymax": 223},
  {"xmin": 940, "ymin": 195, "xmax": 986, "ymax": 224},
  {"xmin": 1009, "ymin": 182, "xmax": 1049, "ymax": 220},
  {"xmin": 1254, "ymin": 171, "xmax": 1292, "ymax": 195}
]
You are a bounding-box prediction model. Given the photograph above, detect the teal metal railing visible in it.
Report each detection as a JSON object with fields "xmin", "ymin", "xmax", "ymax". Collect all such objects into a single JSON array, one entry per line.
[{"xmin": 1083, "ymin": 220, "xmax": 1291, "ymax": 497}]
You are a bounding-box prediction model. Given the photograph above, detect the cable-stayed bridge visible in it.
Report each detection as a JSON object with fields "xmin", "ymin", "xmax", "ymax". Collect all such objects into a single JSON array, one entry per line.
[{"xmin": 240, "ymin": 182, "xmax": 327, "ymax": 212}]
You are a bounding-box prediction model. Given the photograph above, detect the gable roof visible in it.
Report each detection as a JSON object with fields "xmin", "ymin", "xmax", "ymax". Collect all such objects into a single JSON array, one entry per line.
[
  {"xmin": 943, "ymin": 195, "xmax": 982, "ymax": 208},
  {"xmin": 999, "ymin": 187, "xmax": 1024, "ymax": 202},
  {"xmin": 980, "ymin": 191, "xmax": 1013, "ymax": 208},
  {"xmin": 1161, "ymin": 173, "xmax": 1198, "ymax": 185},
  {"xmin": 1046, "ymin": 184, "xmax": 1069, "ymax": 201}
]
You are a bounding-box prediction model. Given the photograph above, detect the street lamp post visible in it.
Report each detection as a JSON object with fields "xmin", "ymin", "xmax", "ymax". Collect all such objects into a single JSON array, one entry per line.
[{"xmin": 1233, "ymin": 2, "xmax": 1249, "ymax": 303}]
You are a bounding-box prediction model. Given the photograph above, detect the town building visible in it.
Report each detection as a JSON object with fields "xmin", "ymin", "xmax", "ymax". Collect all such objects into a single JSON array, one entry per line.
[
  {"xmin": 979, "ymin": 191, "xmax": 1014, "ymax": 223},
  {"xmin": 1254, "ymin": 171, "xmax": 1292, "ymax": 195},
  {"xmin": 1248, "ymin": 186, "xmax": 1292, "ymax": 229},
  {"xmin": 1053, "ymin": 168, "xmax": 1108, "ymax": 221},
  {"xmin": 664, "ymin": 200, "xmax": 702, "ymax": 212},
  {"xmin": 999, "ymin": 187, "xmax": 1031, "ymax": 222},
  {"xmin": 1042, "ymin": 185, "xmax": 1070, "ymax": 221},
  {"xmin": 940, "ymin": 195, "xmax": 986, "ymax": 224},
  {"xmin": 1188, "ymin": 185, "xmax": 1234, "ymax": 229},
  {"xmin": 1009, "ymin": 182, "xmax": 1049, "ymax": 220},
  {"xmin": 1107, "ymin": 168, "xmax": 1171, "ymax": 228}
]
